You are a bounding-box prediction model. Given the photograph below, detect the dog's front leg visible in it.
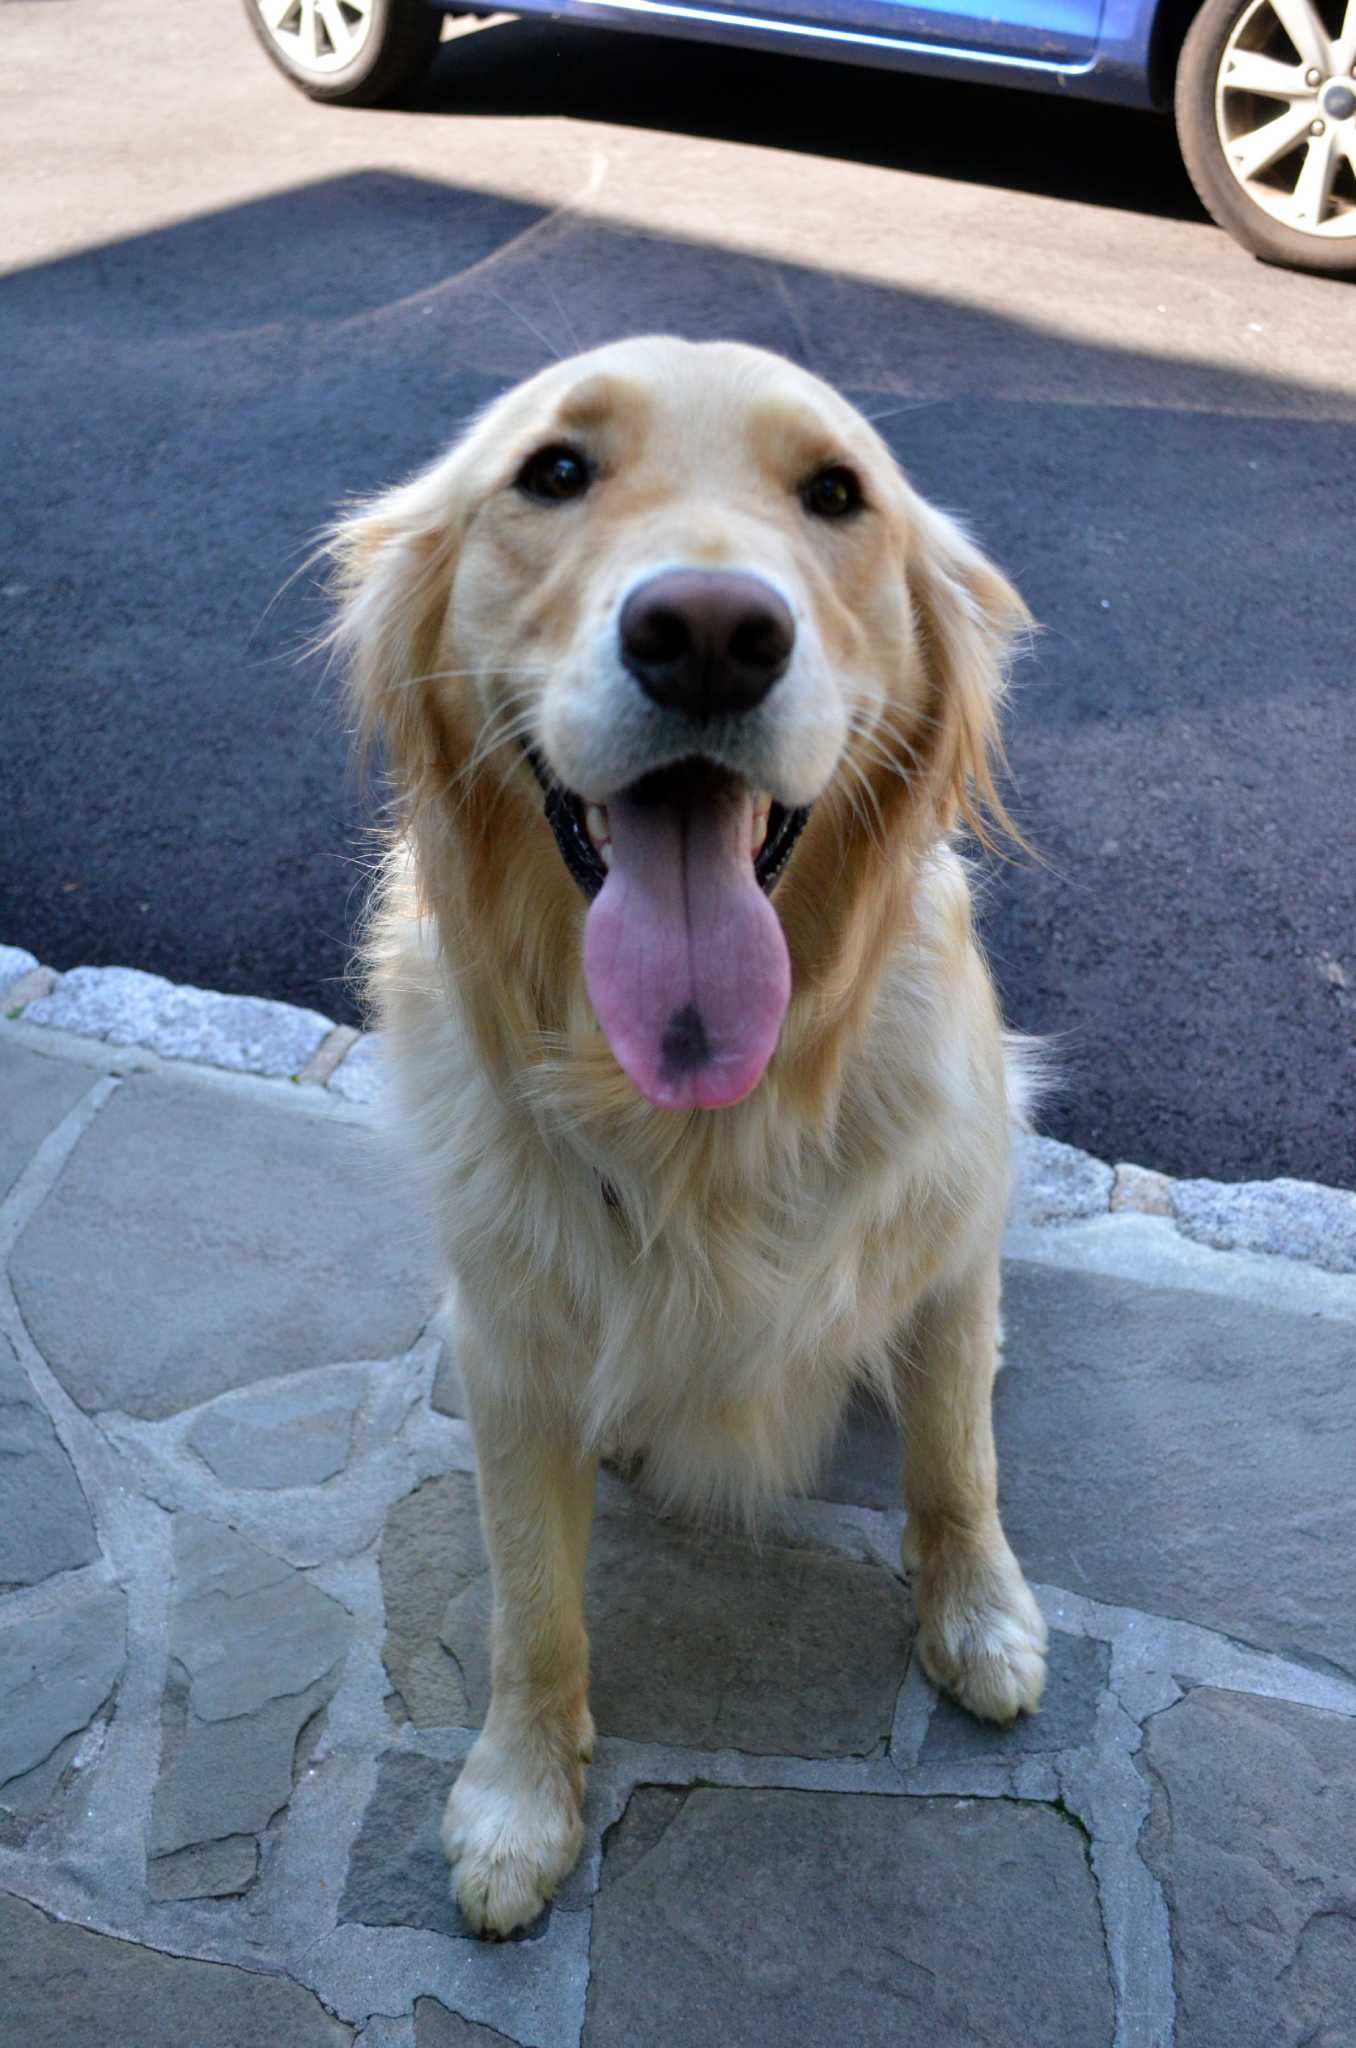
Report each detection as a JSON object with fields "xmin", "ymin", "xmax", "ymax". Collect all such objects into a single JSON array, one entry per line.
[
  {"xmin": 443, "ymin": 1341, "xmax": 597, "ymax": 1937},
  {"xmin": 897, "ymin": 1257, "xmax": 1048, "ymax": 1724}
]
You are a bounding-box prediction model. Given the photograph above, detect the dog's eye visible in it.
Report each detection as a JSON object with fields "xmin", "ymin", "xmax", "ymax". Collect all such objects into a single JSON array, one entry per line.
[
  {"xmin": 516, "ymin": 444, "xmax": 592, "ymax": 505},
  {"xmin": 801, "ymin": 465, "xmax": 864, "ymax": 521}
]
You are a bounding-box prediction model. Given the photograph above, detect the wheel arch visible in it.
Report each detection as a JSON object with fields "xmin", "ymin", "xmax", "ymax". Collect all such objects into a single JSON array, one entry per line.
[{"xmin": 1147, "ymin": 0, "xmax": 1207, "ymax": 106}]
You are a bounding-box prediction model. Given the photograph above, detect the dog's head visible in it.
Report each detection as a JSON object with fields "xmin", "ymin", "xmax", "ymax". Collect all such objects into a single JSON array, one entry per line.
[{"xmin": 332, "ymin": 338, "xmax": 1027, "ymax": 1114}]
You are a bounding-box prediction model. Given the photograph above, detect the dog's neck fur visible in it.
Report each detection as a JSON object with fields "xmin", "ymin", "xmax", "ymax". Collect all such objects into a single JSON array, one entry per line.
[{"xmin": 405, "ymin": 744, "xmax": 943, "ymax": 1191}]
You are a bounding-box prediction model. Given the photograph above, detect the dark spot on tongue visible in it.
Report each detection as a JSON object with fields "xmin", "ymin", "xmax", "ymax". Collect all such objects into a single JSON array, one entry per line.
[{"xmin": 659, "ymin": 1002, "xmax": 711, "ymax": 1080}]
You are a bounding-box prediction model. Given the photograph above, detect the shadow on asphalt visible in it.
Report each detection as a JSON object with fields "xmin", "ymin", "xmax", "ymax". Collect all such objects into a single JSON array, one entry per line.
[
  {"xmin": 411, "ymin": 15, "xmax": 1206, "ymax": 226},
  {"xmin": 3, "ymin": 169, "xmax": 1352, "ymax": 1183}
]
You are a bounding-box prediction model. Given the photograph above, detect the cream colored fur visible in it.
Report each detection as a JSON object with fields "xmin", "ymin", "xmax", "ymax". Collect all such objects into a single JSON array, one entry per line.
[{"xmin": 332, "ymin": 337, "xmax": 1049, "ymax": 1937}]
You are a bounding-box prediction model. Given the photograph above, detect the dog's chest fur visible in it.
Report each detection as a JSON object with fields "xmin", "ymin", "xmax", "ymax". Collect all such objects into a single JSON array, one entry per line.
[{"xmin": 376, "ymin": 850, "xmax": 1016, "ymax": 1521}]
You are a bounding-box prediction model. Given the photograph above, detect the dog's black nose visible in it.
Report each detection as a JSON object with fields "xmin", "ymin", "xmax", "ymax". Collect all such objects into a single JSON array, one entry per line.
[{"xmin": 619, "ymin": 570, "xmax": 795, "ymax": 718}]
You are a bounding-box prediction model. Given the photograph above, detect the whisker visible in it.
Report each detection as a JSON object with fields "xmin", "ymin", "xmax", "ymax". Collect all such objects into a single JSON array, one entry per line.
[
  {"xmin": 844, "ymin": 706, "xmax": 930, "ymax": 786},
  {"xmin": 379, "ymin": 662, "xmax": 548, "ymax": 696},
  {"xmin": 486, "ymin": 288, "xmax": 563, "ymax": 364},
  {"xmin": 461, "ymin": 709, "xmax": 543, "ymax": 790},
  {"xmin": 835, "ymin": 752, "xmax": 887, "ymax": 857},
  {"xmin": 852, "ymin": 728, "xmax": 928, "ymax": 785},
  {"xmin": 541, "ymin": 280, "xmax": 584, "ymax": 357},
  {"xmin": 858, "ymin": 398, "xmax": 947, "ymax": 428}
]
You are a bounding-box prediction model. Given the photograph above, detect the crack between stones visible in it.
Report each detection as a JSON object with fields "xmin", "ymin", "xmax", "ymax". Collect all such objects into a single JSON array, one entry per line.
[
  {"xmin": 1, "ymin": 1275, "xmax": 138, "ymax": 1584},
  {"xmin": 1053, "ymin": 1762, "xmax": 1123, "ymax": 2041},
  {"xmin": 1122, "ymin": 1732, "xmax": 1187, "ymax": 2029},
  {"xmin": 1060, "ymin": 1738, "xmax": 1177, "ymax": 2048},
  {"xmin": 1043, "ymin": 1586, "xmax": 1356, "ymax": 1722},
  {"xmin": 0, "ymin": 1070, "xmax": 122, "ymax": 1256}
]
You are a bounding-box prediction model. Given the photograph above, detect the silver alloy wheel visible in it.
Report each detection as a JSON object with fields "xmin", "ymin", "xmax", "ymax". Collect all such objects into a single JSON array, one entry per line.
[
  {"xmin": 1216, "ymin": 0, "xmax": 1356, "ymax": 235},
  {"xmin": 255, "ymin": 0, "xmax": 376, "ymax": 75}
]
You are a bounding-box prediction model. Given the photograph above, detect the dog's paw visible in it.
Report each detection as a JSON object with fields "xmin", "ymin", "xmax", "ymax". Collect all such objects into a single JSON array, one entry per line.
[
  {"xmin": 905, "ymin": 1529, "xmax": 1048, "ymax": 1725},
  {"xmin": 442, "ymin": 1727, "xmax": 587, "ymax": 1938}
]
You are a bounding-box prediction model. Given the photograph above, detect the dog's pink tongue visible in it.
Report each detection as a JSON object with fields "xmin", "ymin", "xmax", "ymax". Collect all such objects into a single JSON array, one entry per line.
[{"xmin": 584, "ymin": 777, "xmax": 790, "ymax": 1110}]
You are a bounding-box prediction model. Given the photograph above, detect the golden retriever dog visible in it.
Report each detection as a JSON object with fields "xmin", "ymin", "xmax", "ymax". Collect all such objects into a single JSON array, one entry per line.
[{"xmin": 331, "ymin": 335, "xmax": 1048, "ymax": 1937}]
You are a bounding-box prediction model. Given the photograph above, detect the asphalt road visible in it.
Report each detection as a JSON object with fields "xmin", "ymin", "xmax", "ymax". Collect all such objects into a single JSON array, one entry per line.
[{"xmin": 3, "ymin": 0, "xmax": 1354, "ymax": 1186}]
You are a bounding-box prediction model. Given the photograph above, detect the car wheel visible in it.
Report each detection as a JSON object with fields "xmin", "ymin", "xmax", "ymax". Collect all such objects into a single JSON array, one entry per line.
[
  {"xmin": 242, "ymin": 0, "xmax": 444, "ymax": 105},
  {"xmin": 1176, "ymin": 0, "xmax": 1356, "ymax": 273}
]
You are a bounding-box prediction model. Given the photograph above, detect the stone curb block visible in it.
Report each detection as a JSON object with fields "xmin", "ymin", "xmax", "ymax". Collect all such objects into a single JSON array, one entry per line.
[
  {"xmin": 1016, "ymin": 1138, "xmax": 1356, "ymax": 1276},
  {"xmin": 22, "ymin": 965, "xmax": 334, "ymax": 1080},
  {"xmin": 327, "ymin": 1032, "xmax": 384, "ymax": 1106},
  {"xmin": 5, "ymin": 943, "xmax": 1352, "ymax": 1271},
  {"xmin": 1168, "ymin": 1173, "xmax": 1356, "ymax": 1277},
  {"xmin": 1011, "ymin": 1134, "xmax": 1114, "ymax": 1224},
  {"xmin": 0, "ymin": 944, "xmax": 39, "ymax": 1000}
]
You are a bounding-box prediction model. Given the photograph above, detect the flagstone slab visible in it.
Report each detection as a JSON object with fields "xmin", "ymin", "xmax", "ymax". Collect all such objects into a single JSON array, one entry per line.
[
  {"xmin": 1138, "ymin": 1688, "xmax": 1356, "ymax": 2048},
  {"xmin": 992, "ymin": 1261, "xmax": 1356, "ymax": 1676},
  {"xmin": 0, "ymin": 1037, "xmax": 95, "ymax": 1205},
  {"xmin": 187, "ymin": 1368, "xmax": 366, "ymax": 1489},
  {"xmin": 149, "ymin": 1833, "xmax": 260, "ymax": 1901},
  {"xmin": 148, "ymin": 1516, "xmax": 352, "ymax": 1895},
  {"xmin": 0, "ymin": 1587, "xmax": 126, "ymax": 1803},
  {"xmin": 0, "ymin": 1732, "xmax": 87, "ymax": 1842},
  {"xmin": 380, "ymin": 1472, "xmax": 911, "ymax": 1755},
  {"xmin": 584, "ymin": 1786, "xmax": 1114, "ymax": 2046},
  {"xmin": 0, "ymin": 1333, "xmax": 99, "ymax": 1589},
  {"xmin": 415, "ymin": 1999, "xmax": 525, "ymax": 2046},
  {"xmin": 10, "ymin": 1072, "xmax": 439, "ymax": 1417},
  {"xmin": 0, "ymin": 1892, "xmax": 355, "ymax": 2045}
]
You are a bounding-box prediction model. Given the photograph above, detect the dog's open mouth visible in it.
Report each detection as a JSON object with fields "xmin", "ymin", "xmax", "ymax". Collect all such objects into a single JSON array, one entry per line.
[
  {"xmin": 525, "ymin": 748, "xmax": 810, "ymax": 1112},
  {"xmin": 525, "ymin": 747, "xmax": 808, "ymax": 903}
]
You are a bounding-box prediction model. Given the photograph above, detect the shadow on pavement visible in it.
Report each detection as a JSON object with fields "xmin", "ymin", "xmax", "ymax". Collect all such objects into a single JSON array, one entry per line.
[
  {"xmin": 413, "ymin": 14, "xmax": 1204, "ymax": 225},
  {"xmin": 3, "ymin": 170, "xmax": 1352, "ymax": 1183}
]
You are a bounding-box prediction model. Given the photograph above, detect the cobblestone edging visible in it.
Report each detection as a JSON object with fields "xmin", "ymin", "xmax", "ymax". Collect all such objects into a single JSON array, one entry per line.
[
  {"xmin": 1013, "ymin": 1133, "xmax": 1356, "ymax": 1277},
  {"xmin": 4, "ymin": 945, "xmax": 1354, "ymax": 1273},
  {"xmin": 0, "ymin": 953, "xmax": 383, "ymax": 1107}
]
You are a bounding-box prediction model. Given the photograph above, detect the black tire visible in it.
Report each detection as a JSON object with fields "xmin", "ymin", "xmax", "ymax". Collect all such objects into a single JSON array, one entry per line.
[
  {"xmin": 1175, "ymin": 0, "xmax": 1356, "ymax": 275},
  {"xmin": 242, "ymin": 0, "xmax": 444, "ymax": 106}
]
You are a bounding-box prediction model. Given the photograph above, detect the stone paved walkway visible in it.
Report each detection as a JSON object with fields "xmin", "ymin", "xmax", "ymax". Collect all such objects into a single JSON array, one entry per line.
[{"xmin": 2, "ymin": 962, "xmax": 1355, "ymax": 2047}]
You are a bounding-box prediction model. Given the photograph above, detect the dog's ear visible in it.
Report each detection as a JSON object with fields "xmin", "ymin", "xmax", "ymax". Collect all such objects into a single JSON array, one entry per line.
[
  {"xmin": 326, "ymin": 448, "xmax": 473, "ymax": 807},
  {"xmin": 906, "ymin": 498, "xmax": 1032, "ymax": 848}
]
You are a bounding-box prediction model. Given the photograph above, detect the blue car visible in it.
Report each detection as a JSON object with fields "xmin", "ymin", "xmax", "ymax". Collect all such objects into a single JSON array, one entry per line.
[{"xmin": 244, "ymin": 0, "xmax": 1356, "ymax": 273}]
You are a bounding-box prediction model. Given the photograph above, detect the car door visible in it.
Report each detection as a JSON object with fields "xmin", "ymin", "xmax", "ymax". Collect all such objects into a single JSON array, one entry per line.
[{"xmin": 696, "ymin": 0, "xmax": 1109, "ymax": 65}]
